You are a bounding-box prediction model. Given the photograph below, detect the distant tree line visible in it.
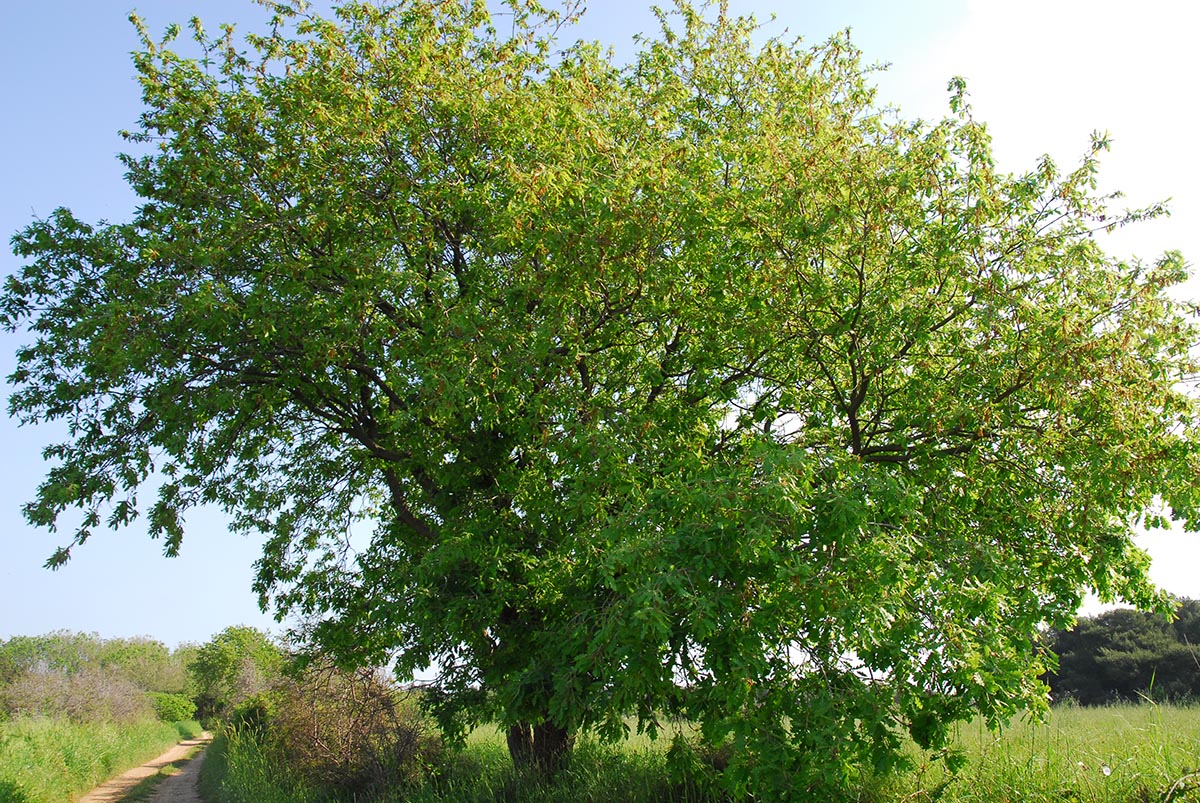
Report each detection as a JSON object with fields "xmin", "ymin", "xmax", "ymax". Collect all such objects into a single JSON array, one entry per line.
[
  {"xmin": 0, "ymin": 626, "xmax": 282, "ymax": 726},
  {"xmin": 0, "ymin": 628, "xmax": 443, "ymax": 798},
  {"xmin": 1044, "ymin": 599, "xmax": 1200, "ymax": 704}
]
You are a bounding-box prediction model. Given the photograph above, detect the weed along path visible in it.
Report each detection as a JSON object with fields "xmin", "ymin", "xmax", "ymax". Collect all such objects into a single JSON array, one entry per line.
[{"xmin": 77, "ymin": 732, "xmax": 212, "ymax": 803}]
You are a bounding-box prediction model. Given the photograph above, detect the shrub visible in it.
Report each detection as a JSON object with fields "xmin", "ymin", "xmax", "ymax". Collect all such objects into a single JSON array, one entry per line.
[
  {"xmin": 265, "ymin": 659, "xmax": 441, "ymax": 796},
  {"xmin": 149, "ymin": 692, "xmax": 197, "ymax": 723},
  {"xmin": 1, "ymin": 667, "xmax": 150, "ymax": 724},
  {"xmin": 229, "ymin": 692, "xmax": 275, "ymax": 735},
  {"xmin": 189, "ymin": 627, "xmax": 283, "ymax": 725}
]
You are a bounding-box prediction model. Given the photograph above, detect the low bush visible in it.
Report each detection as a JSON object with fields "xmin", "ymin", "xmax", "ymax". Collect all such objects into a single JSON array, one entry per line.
[
  {"xmin": 149, "ymin": 692, "xmax": 197, "ymax": 723},
  {"xmin": 267, "ymin": 660, "xmax": 442, "ymax": 795},
  {"xmin": 200, "ymin": 658, "xmax": 443, "ymax": 802},
  {"xmin": 0, "ymin": 667, "xmax": 150, "ymax": 724}
]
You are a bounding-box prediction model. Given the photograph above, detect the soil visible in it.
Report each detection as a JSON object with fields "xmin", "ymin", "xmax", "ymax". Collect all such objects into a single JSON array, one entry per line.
[{"xmin": 77, "ymin": 733, "xmax": 212, "ymax": 803}]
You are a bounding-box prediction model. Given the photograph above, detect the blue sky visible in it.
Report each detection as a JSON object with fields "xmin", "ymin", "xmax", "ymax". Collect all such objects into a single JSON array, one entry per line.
[{"xmin": 2, "ymin": 0, "xmax": 1197, "ymax": 647}]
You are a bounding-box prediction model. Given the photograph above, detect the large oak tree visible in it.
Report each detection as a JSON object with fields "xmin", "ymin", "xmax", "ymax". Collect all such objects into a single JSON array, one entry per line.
[{"xmin": 4, "ymin": 0, "xmax": 1198, "ymax": 795}]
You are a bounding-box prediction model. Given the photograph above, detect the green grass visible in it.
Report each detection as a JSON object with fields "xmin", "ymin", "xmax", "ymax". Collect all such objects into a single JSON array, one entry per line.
[
  {"xmin": 200, "ymin": 728, "xmax": 323, "ymax": 803},
  {"xmin": 0, "ymin": 717, "xmax": 201, "ymax": 803},
  {"xmin": 882, "ymin": 703, "xmax": 1200, "ymax": 803},
  {"xmin": 201, "ymin": 705, "xmax": 1200, "ymax": 802},
  {"xmin": 201, "ymin": 723, "xmax": 726, "ymax": 803},
  {"xmin": 402, "ymin": 727, "xmax": 726, "ymax": 803}
]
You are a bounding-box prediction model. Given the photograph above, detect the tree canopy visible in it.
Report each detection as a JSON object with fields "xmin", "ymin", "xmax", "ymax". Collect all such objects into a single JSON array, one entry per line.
[
  {"xmin": 189, "ymin": 625, "xmax": 283, "ymax": 723},
  {"xmin": 4, "ymin": 0, "xmax": 1198, "ymax": 796},
  {"xmin": 0, "ymin": 631, "xmax": 188, "ymax": 694}
]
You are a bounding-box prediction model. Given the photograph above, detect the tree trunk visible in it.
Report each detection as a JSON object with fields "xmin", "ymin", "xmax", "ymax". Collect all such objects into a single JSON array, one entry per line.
[
  {"xmin": 532, "ymin": 720, "xmax": 573, "ymax": 771},
  {"xmin": 506, "ymin": 720, "xmax": 574, "ymax": 773},
  {"xmin": 506, "ymin": 722, "xmax": 533, "ymax": 768}
]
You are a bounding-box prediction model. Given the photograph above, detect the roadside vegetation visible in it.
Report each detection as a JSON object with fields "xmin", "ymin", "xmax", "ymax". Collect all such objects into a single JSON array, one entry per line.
[
  {"xmin": 193, "ymin": 608, "xmax": 1200, "ymax": 802},
  {"xmin": 199, "ymin": 703, "xmax": 1200, "ymax": 803},
  {"xmin": 0, "ymin": 718, "xmax": 201, "ymax": 803},
  {"xmin": 6, "ymin": 607, "xmax": 1200, "ymax": 801},
  {"xmin": 0, "ymin": 629, "xmax": 233, "ymax": 802}
]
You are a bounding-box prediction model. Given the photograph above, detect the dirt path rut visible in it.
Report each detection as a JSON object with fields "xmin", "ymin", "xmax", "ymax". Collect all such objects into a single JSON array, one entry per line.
[{"xmin": 77, "ymin": 733, "xmax": 211, "ymax": 803}]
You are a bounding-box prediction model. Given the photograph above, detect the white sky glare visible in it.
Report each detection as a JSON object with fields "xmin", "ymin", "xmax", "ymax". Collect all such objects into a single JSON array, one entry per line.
[{"xmin": 1, "ymin": 0, "xmax": 1198, "ymax": 645}]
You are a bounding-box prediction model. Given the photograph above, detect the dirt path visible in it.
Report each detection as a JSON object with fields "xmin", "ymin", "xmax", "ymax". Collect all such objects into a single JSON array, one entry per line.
[{"xmin": 77, "ymin": 733, "xmax": 212, "ymax": 803}]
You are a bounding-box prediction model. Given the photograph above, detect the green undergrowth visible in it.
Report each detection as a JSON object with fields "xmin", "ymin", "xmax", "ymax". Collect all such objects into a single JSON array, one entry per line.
[
  {"xmin": 200, "ymin": 728, "xmax": 321, "ymax": 803},
  {"xmin": 201, "ymin": 705, "xmax": 1200, "ymax": 802},
  {"xmin": 200, "ymin": 724, "xmax": 729, "ymax": 803},
  {"xmin": 400, "ymin": 727, "xmax": 729, "ymax": 803},
  {"xmin": 0, "ymin": 717, "xmax": 201, "ymax": 803}
]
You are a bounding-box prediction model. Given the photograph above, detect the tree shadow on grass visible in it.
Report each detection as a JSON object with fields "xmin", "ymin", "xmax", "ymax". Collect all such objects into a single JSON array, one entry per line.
[{"xmin": 0, "ymin": 779, "xmax": 30, "ymax": 803}]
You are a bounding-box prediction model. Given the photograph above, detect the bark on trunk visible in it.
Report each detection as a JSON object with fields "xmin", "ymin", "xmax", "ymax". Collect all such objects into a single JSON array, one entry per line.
[
  {"xmin": 506, "ymin": 720, "xmax": 574, "ymax": 773},
  {"xmin": 532, "ymin": 720, "xmax": 573, "ymax": 772},
  {"xmin": 506, "ymin": 723, "xmax": 533, "ymax": 768}
]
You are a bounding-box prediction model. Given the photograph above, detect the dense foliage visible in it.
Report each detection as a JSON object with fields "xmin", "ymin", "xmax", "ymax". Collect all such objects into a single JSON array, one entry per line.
[
  {"xmin": 189, "ymin": 625, "xmax": 284, "ymax": 724},
  {"xmin": 251, "ymin": 659, "xmax": 441, "ymax": 797},
  {"xmin": 150, "ymin": 691, "xmax": 199, "ymax": 722},
  {"xmin": 0, "ymin": 631, "xmax": 189, "ymax": 694},
  {"xmin": 5, "ymin": 0, "xmax": 1197, "ymax": 796},
  {"xmin": 1046, "ymin": 599, "xmax": 1200, "ymax": 704},
  {"xmin": 0, "ymin": 631, "xmax": 193, "ymax": 723},
  {"xmin": 0, "ymin": 627, "xmax": 278, "ymax": 725}
]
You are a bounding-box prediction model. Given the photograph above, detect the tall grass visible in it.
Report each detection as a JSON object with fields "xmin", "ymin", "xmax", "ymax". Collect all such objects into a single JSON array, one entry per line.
[
  {"xmin": 202, "ymin": 723, "xmax": 728, "ymax": 803},
  {"xmin": 0, "ymin": 716, "xmax": 201, "ymax": 803},
  {"xmin": 200, "ymin": 728, "xmax": 322, "ymax": 803},
  {"xmin": 401, "ymin": 727, "xmax": 728, "ymax": 803},
  {"xmin": 882, "ymin": 703, "xmax": 1200, "ymax": 803},
  {"xmin": 201, "ymin": 705, "xmax": 1200, "ymax": 802}
]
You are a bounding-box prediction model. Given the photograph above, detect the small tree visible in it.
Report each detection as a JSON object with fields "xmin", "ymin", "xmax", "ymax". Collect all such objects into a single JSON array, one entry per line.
[
  {"xmin": 5, "ymin": 0, "xmax": 1198, "ymax": 796},
  {"xmin": 189, "ymin": 626, "xmax": 282, "ymax": 724}
]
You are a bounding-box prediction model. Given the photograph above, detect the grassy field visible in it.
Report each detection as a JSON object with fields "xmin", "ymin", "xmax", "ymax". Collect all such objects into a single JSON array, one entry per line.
[
  {"xmin": 0, "ymin": 717, "xmax": 201, "ymax": 803},
  {"xmin": 884, "ymin": 703, "xmax": 1200, "ymax": 803},
  {"xmin": 201, "ymin": 704, "xmax": 1200, "ymax": 802}
]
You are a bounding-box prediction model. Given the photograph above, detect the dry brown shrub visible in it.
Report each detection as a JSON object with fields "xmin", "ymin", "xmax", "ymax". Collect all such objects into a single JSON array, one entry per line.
[
  {"xmin": 266, "ymin": 659, "xmax": 441, "ymax": 794},
  {"xmin": 1, "ymin": 666, "xmax": 151, "ymax": 724}
]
